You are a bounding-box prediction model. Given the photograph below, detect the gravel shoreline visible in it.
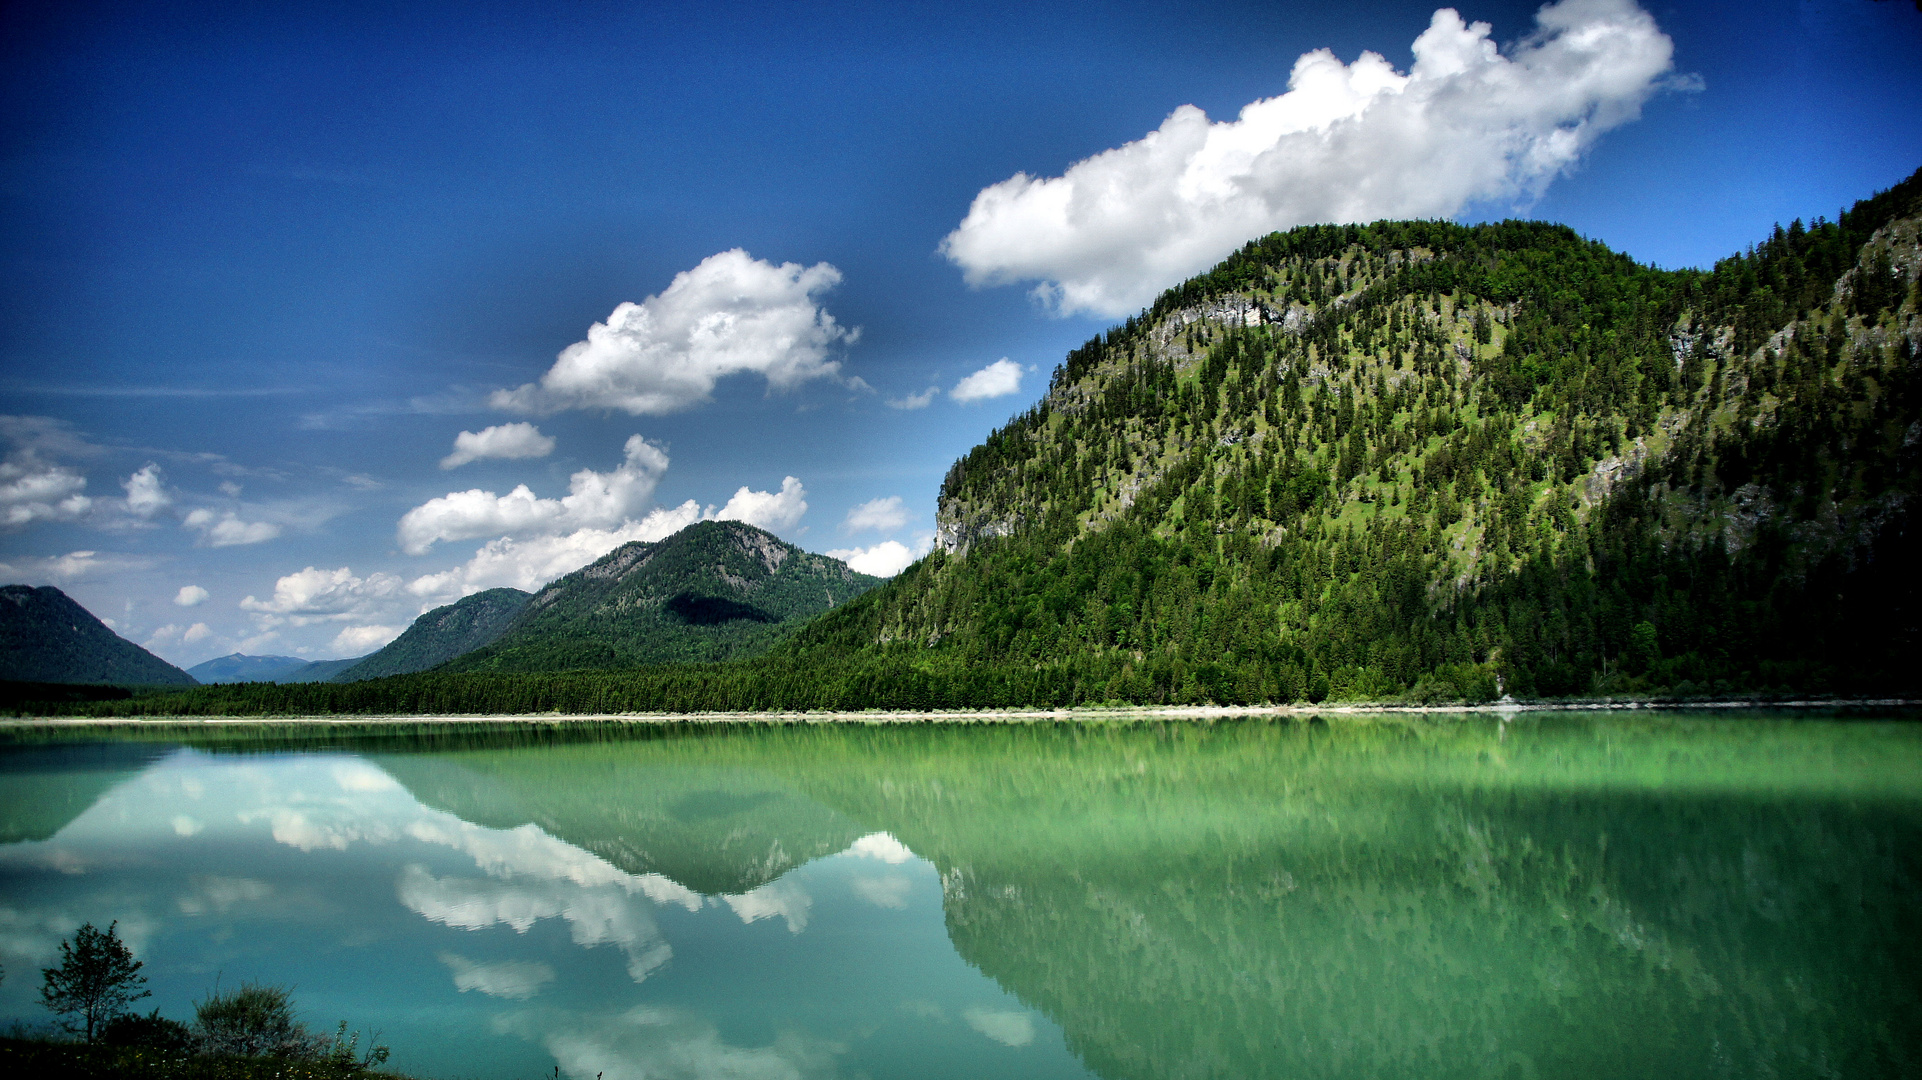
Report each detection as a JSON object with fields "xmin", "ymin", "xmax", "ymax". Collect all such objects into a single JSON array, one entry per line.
[{"xmin": 3, "ymin": 698, "xmax": 1917, "ymax": 727}]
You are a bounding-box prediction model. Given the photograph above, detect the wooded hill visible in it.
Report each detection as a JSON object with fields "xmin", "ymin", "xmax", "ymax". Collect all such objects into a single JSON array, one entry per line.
[
  {"xmin": 435, "ymin": 519, "xmax": 882, "ymax": 672},
  {"xmin": 781, "ymin": 167, "xmax": 1921, "ymax": 706},
  {"xmin": 0, "ymin": 585, "xmax": 196, "ymax": 687},
  {"xmin": 21, "ymin": 167, "xmax": 1921, "ymax": 715},
  {"xmin": 332, "ymin": 587, "xmax": 529, "ymax": 681}
]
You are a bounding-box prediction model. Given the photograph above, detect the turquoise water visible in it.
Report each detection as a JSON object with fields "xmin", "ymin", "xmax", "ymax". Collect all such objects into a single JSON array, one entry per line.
[{"xmin": 1, "ymin": 712, "xmax": 1918, "ymax": 1079}]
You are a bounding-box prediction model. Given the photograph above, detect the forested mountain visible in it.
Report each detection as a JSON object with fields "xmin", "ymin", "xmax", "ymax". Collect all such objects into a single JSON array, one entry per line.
[
  {"xmin": 438, "ymin": 520, "xmax": 882, "ymax": 672},
  {"xmin": 776, "ymin": 167, "xmax": 1920, "ymax": 704},
  {"xmin": 23, "ymin": 168, "xmax": 1921, "ymax": 715},
  {"xmin": 332, "ymin": 587, "xmax": 529, "ymax": 681},
  {"xmin": 187, "ymin": 654, "xmax": 322, "ymax": 683},
  {"xmin": 0, "ymin": 585, "xmax": 197, "ymax": 686},
  {"xmin": 187, "ymin": 653, "xmax": 367, "ymax": 683}
]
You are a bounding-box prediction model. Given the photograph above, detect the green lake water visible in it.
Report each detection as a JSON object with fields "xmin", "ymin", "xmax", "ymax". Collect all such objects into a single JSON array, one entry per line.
[{"xmin": 1, "ymin": 712, "xmax": 1918, "ymax": 1079}]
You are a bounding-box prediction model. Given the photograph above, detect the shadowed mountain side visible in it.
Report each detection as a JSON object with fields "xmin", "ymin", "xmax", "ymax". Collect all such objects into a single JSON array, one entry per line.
[
  {"xmin": 1, "ymin": 585, "xmax": 197, "ymax": 686},
  {"xmin": 334, "ymin": 588, "xmax": 530, "ymax": 681},
  {"xmin": 0, "ymin": 741, "xmax": 173, "ymax": 843},
  {"xmin": 441, "ymin": 521, "xmax": 883, "ymax": 672},
  {"xmin": 375, "ymin": 746, "xmax": 866, "ymax": 895},
  {"xmin": 188, "ymin": 654, "xmax": 323, "ymax": 683}
]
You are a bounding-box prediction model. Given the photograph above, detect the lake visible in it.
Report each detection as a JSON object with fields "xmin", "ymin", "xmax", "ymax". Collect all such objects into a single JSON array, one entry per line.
[{"xmin": 1, "ymin": 711, "xmax": 1918, "ymax": 1079}]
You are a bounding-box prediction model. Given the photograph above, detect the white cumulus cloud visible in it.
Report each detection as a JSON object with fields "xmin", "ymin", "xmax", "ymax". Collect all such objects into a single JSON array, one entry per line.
[
  {"xmin": 438, "ymin": 953, "xmax": 557, "ymax": 1001},
  {"xmin": 0, "ymin": 451, "xmax": 90, "ymax": 527},
  {"xmin": 825, "ymin": 539, "xmax": 922, "ymax": 578},
  {"xmin": 886, "ymin": 387, "xmax": 940, "ymax": 410},
  {"xmin": 940, "ymin": 0, "xmax": 1682, "ymax": 317},
  {"xmin": 183, "ymin": 508, "xmax": 282, "ymax": 547},
  {"xmin": 440, "ymin": 423, "xmax": 557, "ymax": 469},
  {"xmin": 491, "ymin": 250, "xmax": 857, "ymax": 416},
  {"xmin": 711, "ymin": 476, "xmax": 807, "ymax": 532},
  {"xmin": 964, "ymin": 1008, "xmax": 1036, "ymax": 1048},
  {"xmin": 331, "ymin": 624, "xmax": 402, "ymax": 655},
  {"xmin": 398, "ymin": 435, "xmax": 670, "ymax": 555},
  {"xmin": 240, "ymin": 566, "xmax": 405, "ymax": 627},
  {"xmin": 405, "ymin": 477, "xmax": 811, "ymax": 607},
  {"xmin": 174, "ymin": 585, "xmax": 209, "ymax": 607},
  {"xmin": 843, "ymin": 496, "xmax": 910, "ymax": 534},
  {"xmin": 406, "ymin": 509, "xmax": 703, "ymax": 605},
  {"xmin": 145, "ymin": 622, "xmax": 212, "ymax": 649},
  {"xmin": 122, "ymin": 464, "xmax": 172, "ymax": 518},
  {"xmin": 950, "ymin": 358, "xmax": 1024, "ymax": 403},
  {"xmin": 0, "ymin": 550, "xmax": 154, "ymax": 584},
  {"xmin": 0, "ymin": 415, "xmax": 99, "ymax": 528}
]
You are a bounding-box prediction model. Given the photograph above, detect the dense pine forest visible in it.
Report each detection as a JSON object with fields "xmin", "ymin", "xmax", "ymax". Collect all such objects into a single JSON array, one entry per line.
[{"xmin": 18, "ymin": 168, "xmax": 1921, "ymax": 716}]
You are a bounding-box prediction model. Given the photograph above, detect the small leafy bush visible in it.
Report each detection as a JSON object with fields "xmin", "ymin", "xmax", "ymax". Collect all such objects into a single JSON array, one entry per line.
[{"xmin": 101, "ymin": 1009, "xmax": 194, "ymax": 1052}]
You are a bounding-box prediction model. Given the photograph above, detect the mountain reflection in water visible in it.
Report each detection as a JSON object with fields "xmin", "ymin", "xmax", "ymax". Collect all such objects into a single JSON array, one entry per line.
[{"xmin": 0, "ymin": 713, "xmax": 1918, "ymax": 1080}]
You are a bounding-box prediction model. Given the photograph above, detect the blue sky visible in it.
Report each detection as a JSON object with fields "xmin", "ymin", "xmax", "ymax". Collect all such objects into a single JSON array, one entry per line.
[{"xmin": 3, "ymin": 0, "xmax": 1919, "ymax": 667}]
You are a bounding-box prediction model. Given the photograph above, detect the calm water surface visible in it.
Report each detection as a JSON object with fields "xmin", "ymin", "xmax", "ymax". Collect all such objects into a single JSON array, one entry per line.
[{"xmin": 1, "ymin": 712, "xmax": 1918, "ymax": 1079}]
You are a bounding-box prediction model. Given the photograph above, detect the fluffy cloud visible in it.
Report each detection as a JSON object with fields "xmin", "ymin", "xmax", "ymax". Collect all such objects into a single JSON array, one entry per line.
[
  {"xmin": 240, "ymin": 566, "xmax": 405, "ymax": 627},
  {"xmin": 183, "ymin": 508, "xmax": 282, "ymax": 547},
  {"xmin": 331, "ymin": 624, "xmax": 402, "ymax": 654},
  {"xmin": 405, "ymin": 476, "xmax": 810, "ymax": 607},
  {"xmin": 825, "ymin": 539, "xmax": 920, "ymax": 578},
  {"xmin": 492, "ymin": 250, "xmax": 857, "ymax": 416},
  {"xmin": 0, "ymin": 550, "xmax": 153, "ymax": 584},
  {"xmin": 950, "ymin": 358, "xmax": 1025, "ymax": 403},
  {"xmin": 438, "ymin": 953, "xmax": 557, "ymax": 1001},
  {"xmin": 398, "ymin": 436, "xmax": 670, "ymax": 555},
  {"xmin": 399, "ymin": 866, "xmax": 673, "ymax": 983},
  {"xmin": 711, "ymin": 476, "xmax": 807, "ymax": 532},
  {"xmin": 144, "ymin": 622, "xmax": 212, "ymax": 649},
  {"xmin": 886, "ymin": 387, "xmax": 940, "ymax": 410},
  {"xmin": 964, "ymin": 1008, "xmax": 1037, "ymax": 1048},
  {"xmin": 0, "ymin": 451, "xmax": 90, "ymax": 527},
  {"xmin": 845, "ymin": 832, "xmax": 916, "ymax": 864},
  {"xmin": 506, "ymin": 1007, "xmax": 845, "ymax": 1080},
  {"xmin": 941, "ymin": 0, "xmax": 1681, "ymax": 316},
  {"xmin": 440, "ymin": 423, "xmax": 556, "ymax": 469},
  {"xmin": 122, "ymin": 464, "xmax": 171, "ymax": 518},
  {"xmin": 403, "ymin": 432, "xmax": 810, "ymax": 606},
  {"xmin": 721, "ymin": 879, "xmax": 812, "ymax": 934},
  {"xmin": 843, "ymin": 496, "xmax": 910, "ymax": 534},
  {"xmin": 174, "ymin": 585, "xmax": 209, "ymax": 607},
  {"xmin": 406, "ymin": 510, "xmax": 701, "ymax": 604},
  {"xmin": 0, "ymin": 416, "xmax": 104, "ymax": 528}
]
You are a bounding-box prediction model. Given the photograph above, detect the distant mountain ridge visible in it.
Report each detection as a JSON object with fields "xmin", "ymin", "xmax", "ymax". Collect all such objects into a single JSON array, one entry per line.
[
  {"xmin": 442, "ymin": 520, "xmax": 883, "ymax": 672},
  {"xmin": 0, "ymin": 585, "xmax": 196, "ymax": 686},
  {"xmin": 332, "ymin": 588, "xmax": 529, "ymax": 681},
  {"xmin": 187, "ymin": 653, "xmax": 368, "ymax": 684}
]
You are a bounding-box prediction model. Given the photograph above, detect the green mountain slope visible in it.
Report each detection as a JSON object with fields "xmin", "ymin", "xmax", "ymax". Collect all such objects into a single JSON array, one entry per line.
[
  {"xmin": 441, "ymin": 520, "xmax": 882, "ymax": 672},
  {"xmin": 0, "ymin": 585, "xmax": 197, "ymax": 686},
  {"xmin": 776, "ymin": 167, "xmax": 1922, "ymax": 703},
  {"xmin": 187, "ymin": 654, "xmax": 317, "ymax": 683},
  {"xmin": 333, "ymin": 587, "xmax": 529, "ymax": 681}
]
